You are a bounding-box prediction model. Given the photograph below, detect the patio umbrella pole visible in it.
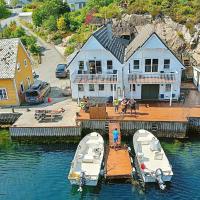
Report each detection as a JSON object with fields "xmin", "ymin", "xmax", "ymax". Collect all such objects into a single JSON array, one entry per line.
[{"xmin": 170, "ymin": 84, "xmax": 173, "ymax": 107}]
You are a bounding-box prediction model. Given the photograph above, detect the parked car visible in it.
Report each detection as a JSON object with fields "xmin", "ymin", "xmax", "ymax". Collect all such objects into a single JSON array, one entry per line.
[
  {"xmin": 25, "ymin": 80, "xmax": 51, "ymax": 104},
  {"xmin": 55, "ymin": 64, "xmax": 69, "ymax": 78}
]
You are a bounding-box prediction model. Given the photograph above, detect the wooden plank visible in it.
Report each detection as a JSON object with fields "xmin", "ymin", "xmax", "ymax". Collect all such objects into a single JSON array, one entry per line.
[
  {"xmin": 106, "ymin": 148, "xmax": 132, "ymax": 179},
  {"xmin": 105, "ymin": 122, "xmax": 132, "ymax": 179}
]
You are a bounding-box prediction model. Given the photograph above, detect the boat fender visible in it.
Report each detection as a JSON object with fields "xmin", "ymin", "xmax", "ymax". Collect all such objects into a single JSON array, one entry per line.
[{"xmin": 140, "ymin": 163, "xmax": 146, "ymax": 170}]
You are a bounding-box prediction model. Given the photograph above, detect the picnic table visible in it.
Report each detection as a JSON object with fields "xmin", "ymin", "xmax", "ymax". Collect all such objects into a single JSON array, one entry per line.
[{"xmin": 35, "ymin": 108, "xmax": 65, "ymax": 122}]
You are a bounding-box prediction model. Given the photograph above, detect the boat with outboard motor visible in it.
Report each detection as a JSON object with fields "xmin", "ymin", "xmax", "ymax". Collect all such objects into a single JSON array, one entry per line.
[
  {"xmin": 68, "ymin": 132, "xmax": 104, "ymax": 191},
  {"xmin": 133, "ymin": 129, "xmax": 173, "ymax": 190}
]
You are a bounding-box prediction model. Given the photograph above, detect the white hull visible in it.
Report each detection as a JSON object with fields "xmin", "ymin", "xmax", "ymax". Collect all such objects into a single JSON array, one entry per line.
[
  {"xmin": 69, "ymin": 179, "xmax": 98, "ymax": 186},
  {"xmin": 133, "ymin": 129, "xmax": 173, "ymax": 185},
  {"xmin": 68, "ymin": 132, "xmax": 104, "ymax": 187}
]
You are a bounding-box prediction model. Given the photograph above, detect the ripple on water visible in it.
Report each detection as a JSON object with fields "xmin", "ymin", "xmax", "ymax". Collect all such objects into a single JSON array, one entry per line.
[{"xmin": 0, "ymin": 139, "xmax": 200, "ymax": 200}]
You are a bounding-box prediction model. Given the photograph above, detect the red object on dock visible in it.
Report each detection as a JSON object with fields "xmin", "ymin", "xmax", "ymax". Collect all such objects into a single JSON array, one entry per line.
[
  {"xmin": 105, "ymin": 122, "xmax": 132, "ymax": 180},
  {"xmin": 48, "ymin": 97, "xmax": 52, "ymax": 103}
]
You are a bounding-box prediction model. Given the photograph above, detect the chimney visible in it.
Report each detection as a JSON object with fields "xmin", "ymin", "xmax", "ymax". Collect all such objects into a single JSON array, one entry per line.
[{"xmin": 107, "ymin": 22, "xmax": 113, "ymax": 40}]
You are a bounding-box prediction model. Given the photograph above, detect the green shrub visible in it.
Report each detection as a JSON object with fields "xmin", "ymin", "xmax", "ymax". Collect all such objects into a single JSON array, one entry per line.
[{"xmin": 65, "ymin": 45, "xmax": 75, "ymax": 56}]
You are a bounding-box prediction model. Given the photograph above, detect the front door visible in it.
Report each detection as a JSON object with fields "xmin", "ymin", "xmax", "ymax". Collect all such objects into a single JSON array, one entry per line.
[{"xmin": 141, "ymin": 84, "xmax": 159, "ymax": 100}]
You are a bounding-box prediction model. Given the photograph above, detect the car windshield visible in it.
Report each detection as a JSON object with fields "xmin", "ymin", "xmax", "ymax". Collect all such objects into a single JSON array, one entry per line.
[
  {"xmin": 57, "ymin": 64, "xmax": 66, "ymax": 71},
  {"xmin": 25, "ymin": 91, "xmax": 39, "ymax": 97}
]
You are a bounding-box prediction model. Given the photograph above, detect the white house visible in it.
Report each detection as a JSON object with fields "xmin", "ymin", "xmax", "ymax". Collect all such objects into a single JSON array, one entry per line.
[
  {"xmin": 193, "ymin": 67, "xmax": 200, "ymax": 91},
  {"xmin": 63, "ymin": 0, "xmax": 87, "ymax": 10},
  {"xmin": 68, "ymin": 24, "xmax": 185, "ymax": 103}
]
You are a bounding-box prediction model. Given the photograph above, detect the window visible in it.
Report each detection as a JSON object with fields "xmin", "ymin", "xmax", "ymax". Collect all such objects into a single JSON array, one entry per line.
[
  {"xmin": 89, "ymin": 84, "xmax": 95, "ymax": 91},
  {"xmin": 111, "ymin": 84, "xmax": 116, "ymax": 91},
  {"xmin": 130, "ymin": 84, "xmax": 136, "ymax": 91},
  {"xmin": 152, "ymin": 59, "xmax": 158, "ymax": 72},
  {"xmin": 20, "ymin": 82, "xmax": 24, "ymax": 93},
  {"xmin": 17, "ymin": 63, "xmax": 21, "ymax": 70},
  {"xmin": 107, "ymin": 60, "xmax": 113, "ymax": 70},
  {"xmin": 96, "ymin": 61, "xmax": 102, "ymax": 74},
  {"xmin": 145, "ymin": 59, "xmax": 158, "ymax": 72},
  {"xmin": 89, "ymin": 60, "xmax": 102, "ymax": 74},
  {"xmin": 99, "ymin": 84, "xmax": 104, "ymax": 91},
  {"xmin": 0, "ymin": 88, "xmax": 8, "ymax": 100},
  {"xmin": 79, "ymin": 61, "xmax": 84, "ymax": 70},
  {"xmin": 24, "ymin": 59, "xmax": 27, "ymax": 67},
  {"xmin": 78, "ymin": 84, "xmax": 84, "ymax": 91},
  {"xmin": 133, "ymin": 60, "xmax": 140, "ymax": 69},
  {"xmin": 164, "ymin": 59, "xmax": 170, "ymax": 69},
  {"xmin": 145, "ymin": 59, "xmax": 151, "ymax": 72},
  {"xmin": 165, "ymin": 84, "xmax": 171, "ymax": 92}
]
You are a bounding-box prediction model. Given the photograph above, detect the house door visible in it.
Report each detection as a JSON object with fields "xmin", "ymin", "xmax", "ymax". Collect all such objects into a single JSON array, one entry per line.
[{"xmin": 141, "ymin": 84, "xmax": 159, "ymax": 100}]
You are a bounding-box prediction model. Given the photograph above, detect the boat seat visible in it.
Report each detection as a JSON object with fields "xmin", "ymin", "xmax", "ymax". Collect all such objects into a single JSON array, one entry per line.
[
  {"xmin": 83, "ymin": 154, "xmax": 94, "ymax": 163},
  {"xmin": 154, "ymin": 152, "xmax": 163, "ymax": 160}
]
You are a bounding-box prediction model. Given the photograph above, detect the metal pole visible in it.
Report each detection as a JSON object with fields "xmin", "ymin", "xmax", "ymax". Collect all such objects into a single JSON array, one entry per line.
[
  {"xmin": 131, "ymin": 84, "xmax": 133, "ymax": 99},
  {"xmin": 77, "ymin": 85, "xmax": 80, "ymax": 105},
  {"xmin": 113, "ymin": 84, "xmax": 115, "ymax": 103},
  {"xmin": 170, "ymin": 84, "xmax": 173, "ymax": 106}
]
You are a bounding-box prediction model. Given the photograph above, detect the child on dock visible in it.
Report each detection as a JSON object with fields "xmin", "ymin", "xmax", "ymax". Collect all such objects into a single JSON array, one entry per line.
[{"xmin": 112, "ymin": 128, "xmax": 119, "ymax": 150}]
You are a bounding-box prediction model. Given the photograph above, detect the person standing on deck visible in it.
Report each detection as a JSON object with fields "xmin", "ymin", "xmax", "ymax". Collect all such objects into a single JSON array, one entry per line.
[
  {"xmin": 113, "ymin": 98, "xmax": 119, "ymax": 113},
  {"xmin": 112, "ymin": 128, "xmax": 119, "ymax": 150}
]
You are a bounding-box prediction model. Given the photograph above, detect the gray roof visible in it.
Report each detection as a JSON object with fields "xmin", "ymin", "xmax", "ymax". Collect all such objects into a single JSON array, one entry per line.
[
  {"xmin": 125, "ymin": 24, "xmax": 155, "ymax": 61},
  {"xmin": 0, "ymin": 38, "xmax": 20, "ymax": 79},
  {"xmin": 93, "ymin": 26, "xmax": 126, "ymax": 64}
]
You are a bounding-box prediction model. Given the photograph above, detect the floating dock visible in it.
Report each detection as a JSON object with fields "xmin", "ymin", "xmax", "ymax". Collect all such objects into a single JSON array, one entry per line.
[{"xmin": 105, "ymin": 122, "xmax": 132, "ymax": 180}]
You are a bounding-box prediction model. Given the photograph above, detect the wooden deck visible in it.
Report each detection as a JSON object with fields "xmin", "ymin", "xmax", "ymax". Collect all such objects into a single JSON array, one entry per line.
[
  {"xmin": 77, "ymin": 105, "xmax": 200, "ymax": 122},
  {"xmin": 105, "ymin": 123, "xmax": 132, "ymax": 180}
]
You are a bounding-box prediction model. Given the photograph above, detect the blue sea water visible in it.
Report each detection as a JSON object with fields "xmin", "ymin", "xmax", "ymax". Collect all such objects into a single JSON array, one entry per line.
[{"xmin": 0, "ymin": 136, "xmax": 200, "ymax": 200}]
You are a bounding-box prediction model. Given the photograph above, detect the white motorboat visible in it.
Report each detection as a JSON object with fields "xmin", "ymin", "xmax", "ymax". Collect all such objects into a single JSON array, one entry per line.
[
  {"xmin": 133, "ymin": 129, "xmax": 173, "ymax": 190},
  {"xmin": 68, "ymin": 132, "xmax": 104, "ymax": 189}
]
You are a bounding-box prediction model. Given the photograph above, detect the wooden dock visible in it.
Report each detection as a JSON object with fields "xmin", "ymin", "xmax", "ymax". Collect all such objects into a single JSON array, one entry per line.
[{"xmin": 105, "ymin": 123, "xmax": 132, "ymax": 180}]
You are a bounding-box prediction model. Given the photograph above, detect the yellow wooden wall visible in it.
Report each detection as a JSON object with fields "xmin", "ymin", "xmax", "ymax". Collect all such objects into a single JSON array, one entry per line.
[
  {"xmin": 15, "ymin": 42, "xmax": 34, "ymax": 104},
  {"xmin": 0, "ymin": 79, "xmax": 18, "ymax": 106}
]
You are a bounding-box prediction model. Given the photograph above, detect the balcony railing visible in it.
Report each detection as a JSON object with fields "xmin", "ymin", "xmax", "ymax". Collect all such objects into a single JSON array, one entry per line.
[
  {"xmin": 72, "ymin": 73, "xmax": 118, "ymax": 84},
  {"xmin": 128, "ymin": 72, "xmax": 177, "ymax": 84}
]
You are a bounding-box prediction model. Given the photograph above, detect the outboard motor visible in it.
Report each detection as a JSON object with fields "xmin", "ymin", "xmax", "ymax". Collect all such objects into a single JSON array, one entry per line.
[
  {"xmin": 78, "ymin": 172, "xmax": 86, "ymax": 192},
  {"xmin": 155, "ymin": 168, "xmax": 166, "ymax": 190}
]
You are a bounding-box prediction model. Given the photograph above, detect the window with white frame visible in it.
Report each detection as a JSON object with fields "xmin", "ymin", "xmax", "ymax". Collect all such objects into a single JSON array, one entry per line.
[
  {"xmin": 133, "ymin": 60, "xmax": 139, "ymax": 69},
  {"xmin": 110, "ymin": 84, "xmax": 116, "ymax": 91},
  {"xmin": 129, "ymin": 84, "xmax": 136, "ymax": 91},
  {"xmin": 165, "ymin": 84, "xmax": 171, "ymax": 92},
  {"xmin": 20, "ymin": 82, "xmax": 25, "ymax": 93},
  {"xmin": 99, "ymin": 84, "xmax": 104, "ymax": 91},
  {"xmin": 145, "ymin": 59, "xmax": 158, "ymax": 72},
  {"xmin": 17, "ymin": 63, "xmax": 21, "ymax": 70},
  {"xmin": 24, "ymin": 59, "xmax": 27, "ymax": 67},
  {"xmin": 0, "ymin": 88, "xmax": 8, "ymax": 100},
  {"xmin": 164, "ymin": 59, "xmax": 170, "ymax": 69},
  {"xmin": 107, "ymin": 60, "xmax": 113, "ymax": 70},
  {"xmin": 89, "ymin": 84, "xmax": 95, "ymax": 91},
  {"xmin": 79, "ymin": 61, "xmax": 84, "ymax": 70},
  {"xmin": 78, "ymin": 84, "xmax": 84, "ymax": 91}
]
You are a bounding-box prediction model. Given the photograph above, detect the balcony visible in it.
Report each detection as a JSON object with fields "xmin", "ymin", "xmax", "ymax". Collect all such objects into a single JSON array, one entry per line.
[
  {"xmin": 72, "ymin": 72, "xmax": 118, "ymax": 84},
  {"xmin": 128, "ymin": 72, "xmax": 177, "ymax": 84}
]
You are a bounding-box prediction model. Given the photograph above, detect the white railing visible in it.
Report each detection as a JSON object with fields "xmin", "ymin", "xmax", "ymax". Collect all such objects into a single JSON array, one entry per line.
[
  {"xmin": 128, "ymin": 72, "xmax": 177, "ymax": 84},
  {"xmin": 72, "ymin": 72, "xmax": 118, "ymax": 84}
]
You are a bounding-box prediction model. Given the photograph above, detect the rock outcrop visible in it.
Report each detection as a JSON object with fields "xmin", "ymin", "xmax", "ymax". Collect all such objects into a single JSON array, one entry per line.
[{"xmin": 112, "ymin": 14, "xmax": 200, "ymax": 65}]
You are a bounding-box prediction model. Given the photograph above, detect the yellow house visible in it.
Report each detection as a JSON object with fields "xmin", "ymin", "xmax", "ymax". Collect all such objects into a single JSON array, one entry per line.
[{"xmin": 0, "ymin": 38, "xmax": 34, "ymax": 106}]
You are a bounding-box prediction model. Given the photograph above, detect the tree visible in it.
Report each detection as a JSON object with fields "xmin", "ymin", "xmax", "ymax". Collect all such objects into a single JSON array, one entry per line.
[
  {"xmin": 0, "ymin": 0, "xmax": 10, "ymax": 19},
  {"xmin": 57, "ymin": 16, "xmax": 67, "ymax": 31},
  {"xmin": 43, "ymin": 16, "xmax": 57, "ymax": 31}
]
